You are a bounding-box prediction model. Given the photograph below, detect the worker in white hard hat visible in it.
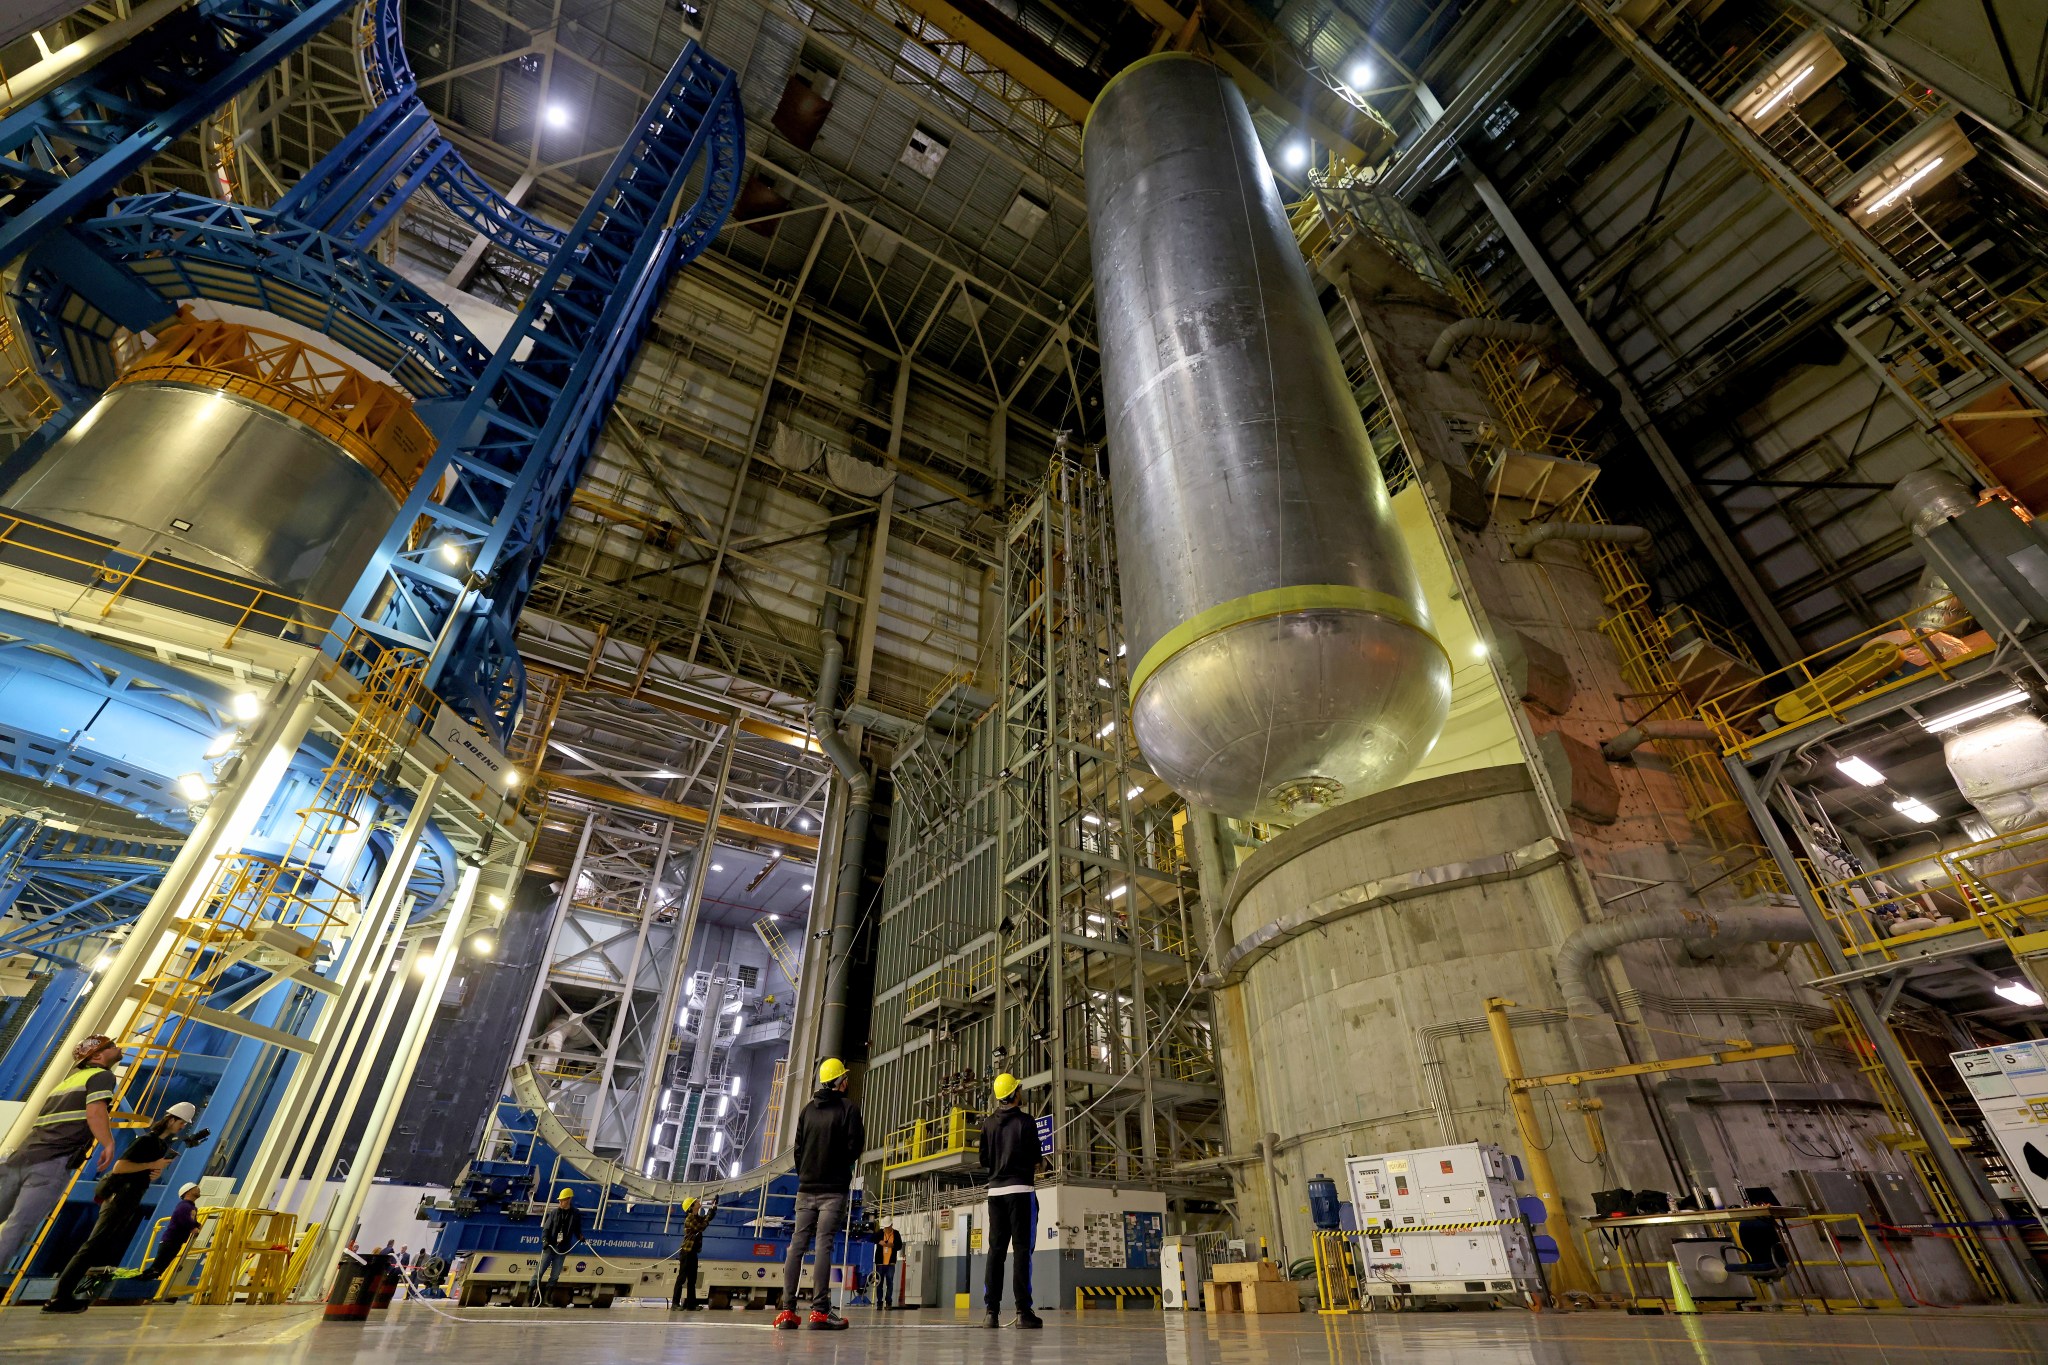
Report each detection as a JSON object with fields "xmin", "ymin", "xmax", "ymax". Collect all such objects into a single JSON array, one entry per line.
[
  {"xmin": 773, "ymin": 1058, "xmax": 863, "ymax": 1331},
  {"xmin": 669, "ymin": 1193, "xmax": 719, "ymax": 1310},
  {"xmin": 45, "ymin": 1101, "xmax": 199, "ymax": 1312},
  {"xmin": 978, "ymin": 1074, "xmax": 1042, "ymax": 1329},
  {"xmin": 140, "ymin": 1180, "xmax": 204, "ymax": 1281},
  {"xmin": 529, "ymin": 1187, "xmax": 583, "ymax": 1306}
]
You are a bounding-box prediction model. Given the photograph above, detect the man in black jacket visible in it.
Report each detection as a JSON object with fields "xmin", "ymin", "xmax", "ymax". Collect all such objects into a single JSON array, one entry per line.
[
  {"xmin": 774, "ymin": 1058, "xmax": 863, "ymax": 1330},
  {"xmin": 978, "ymin": 1073, "xmax": 1041, "ymax": 1329},
  {"xmin": 529, "ymin": 1188, "xmax": 582, "ymax": 1306}
]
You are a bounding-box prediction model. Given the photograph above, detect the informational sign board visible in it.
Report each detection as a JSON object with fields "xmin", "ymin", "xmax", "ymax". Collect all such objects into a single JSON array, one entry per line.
[
  {"xmin": 430, "ymin": 703, "xmax": 515, "ymax": 790},
  {"xmin": 1952, "ymin": 1044, "xmax": 2048, "ymax": 1214},
  {"xmin": 1034, "ymin": 1114, "xmax": 1055, "ymax": 1157}
]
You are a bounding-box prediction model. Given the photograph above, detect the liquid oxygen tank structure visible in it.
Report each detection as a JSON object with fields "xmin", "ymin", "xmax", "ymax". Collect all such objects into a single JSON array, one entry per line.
[{"xmin": 1085, "ymin": 54, "xmax": 1450, "ymax": 819}]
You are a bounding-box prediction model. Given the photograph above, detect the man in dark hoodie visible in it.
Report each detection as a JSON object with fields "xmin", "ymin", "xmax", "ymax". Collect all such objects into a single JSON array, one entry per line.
[
  {"xmin": 773, "ymin": 1058, "xmax": 863, "ymax": 1331},
  {"xmin": 529, "ymin": 1188, "xmax": 582, "ymax": 1306},
  {"xmin": 977, "ymin": 1073, "xmax": 1042, "ymax": 1329}
]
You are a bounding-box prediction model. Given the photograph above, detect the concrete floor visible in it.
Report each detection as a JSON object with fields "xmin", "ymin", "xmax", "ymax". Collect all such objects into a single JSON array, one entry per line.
[{"xmin": 5, "ymin": 1303, "xmax": 2048, "ymax": 1362}]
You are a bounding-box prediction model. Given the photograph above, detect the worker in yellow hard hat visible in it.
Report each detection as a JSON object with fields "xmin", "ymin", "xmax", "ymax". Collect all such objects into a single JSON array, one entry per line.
[
  {"xmin": 774, "ymin": 1059, "xmax": 863, "ymax": 1330},
  {"xmin": 978, "ymin": 1073, "xmax": 1042, "ymax": 1328},
  {"xmin": 670, "ymin": 1192, "xmax": 720, "ymax": 1310},
  {"xmin": 530, "ymin": 1187, "xmax": 582, "ymax": 1306}
]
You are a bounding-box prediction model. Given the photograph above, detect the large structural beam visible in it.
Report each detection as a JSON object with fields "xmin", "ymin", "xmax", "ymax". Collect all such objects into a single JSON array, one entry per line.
[
  {"xmin": 1794, "ymin": 0, "xmax": 2048, "ymax": 178},
  {"xmin": 544, "ymin": 773, "xmax": 819, "ymax": 854}
]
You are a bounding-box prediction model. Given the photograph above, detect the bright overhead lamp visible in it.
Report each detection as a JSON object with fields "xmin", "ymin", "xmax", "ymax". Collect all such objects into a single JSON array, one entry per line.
[
  {"xmin": 93, "ymin": 954, "xmax": 114, "ymax": 972},
  {"xmin": 1106, "ymin": 884, "xmax": 1127, "ymax": 900},
  {"xmin": 488, "ymin": 893, "xmax": 507, "ymax": 910},
  {"xmin": 1862, "ymin": 156, "xmax": 1943, "ymax": 216},
  {"xmin": 799, "ymin": 817, "xmax": 812, "ymax": 829},
  {"xmin": 1834, "ymin": 756, "xmax": 1886, "ymax": 787},
  {"xmin": 1918, "ymin": 688, "xmax": 2027, "ymax": 733},
  {"xmin": 176, "ymin": 772, "xmax": 210, "ymax": 802},
  {"xmin": 1097, "ymin": 720, "xmax": 1116, "ymax": 738},
  {"xmin": 470, "ymin": 936, "xmax": 494, "ymax": 956},
  {"xmin": 711, "ymin": 863, "xmax": 724, "ymax": 873},
  {"xmin": 544, "ymin": 103, "xmax": 570, "ymax": 129},
  {"xmin": 802, "ymin": 882, "xmax": 813, "ymax": 892},
  {"xmin": 204, "ymin": 730, "xmax": 239, "ymax": 759},
  {"xmin": 230, "ymin": 691, "xmax": 262, "ymax": 721},
  {"xmin": 1347, "ymin": 58, "xmax": 1373, "ymax": 88},
  {"xmin": 503, "ymin": 769, "xmax": 521, "ymax": 789},
  {"xmin": 1281, "ymin": 140, "xmax": 1310, "ymax": 171},
  {"xmin": 1126, "ymin": 785, "xmax": 1144, "ymax": 800},
  {"xmin": 1994, "ymin": 980, "xmax": 2043, "ymax": 1007},
  {"xmin": 439, "ymin": 540, "xmax": 463, "ymax": 564},
  {"xmin": 1082, "ymin": 813, "xmax": 1104, "ymax": 826},
  {"xmin": 1751, "ymin": 63, "xmax": 1814, "ymax": 120},
  {"xmin": 1891, "ymin": 796, "xmax": 1940, "ymax": 823},
  {"xmin": 1097, "ymin": 676, "xmax": 1112, "ymax": 689}
]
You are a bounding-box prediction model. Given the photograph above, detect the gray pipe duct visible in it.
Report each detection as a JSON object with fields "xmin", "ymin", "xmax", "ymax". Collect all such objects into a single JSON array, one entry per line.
[
  {"xmin": 1556, "ymin": 905, "xmax": 1814, "ymax": 1015},
  {"xmin": 1425, "ymin": 317, "xmax": 1554, "ymax": 370},
  {"xmin": 813, "ymin": 534, "xmax": 874, "ymax": 1067},
  {"xmin": 1888, "ymin": 468, "xmax": 1979, "ymax": 536},
  {"xmin": 1601, "ymin": 719, "xmax": 1719, "ymax": 761},
  {"xmin": 1511, "ymin": 521, "xmax": 1651, "ymax": 558}
]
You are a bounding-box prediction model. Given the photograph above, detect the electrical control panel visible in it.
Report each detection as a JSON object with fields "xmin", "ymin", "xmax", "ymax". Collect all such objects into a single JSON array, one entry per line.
[{"xmin": 1344, "ymin": 1142, "xmax": 1541, "ymax": 1304}]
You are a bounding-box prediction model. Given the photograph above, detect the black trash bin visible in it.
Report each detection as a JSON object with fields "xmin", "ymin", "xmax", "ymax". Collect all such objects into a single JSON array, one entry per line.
[{"xmin": 325, "ymin": 1253, "xmax": 389, "ymax": 1321}]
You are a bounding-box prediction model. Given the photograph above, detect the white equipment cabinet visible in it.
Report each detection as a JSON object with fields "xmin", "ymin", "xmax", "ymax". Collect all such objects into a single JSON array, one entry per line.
[{"xmin": 1344, "ymin": 1142, "xmax": 1542, "ymax": 1305}]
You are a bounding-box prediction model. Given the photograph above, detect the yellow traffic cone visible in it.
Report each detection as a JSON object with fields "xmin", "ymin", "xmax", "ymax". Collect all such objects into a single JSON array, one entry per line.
[{"xmin": 1665, "ymin": 1261, "xmax": 1698, "ymax": 1315}]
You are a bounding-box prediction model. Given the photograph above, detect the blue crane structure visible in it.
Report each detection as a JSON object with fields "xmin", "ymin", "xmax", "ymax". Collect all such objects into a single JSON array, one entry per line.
[{"xmin": 0, "ymin": 0, "xmax": 747, "ymax": 1298}]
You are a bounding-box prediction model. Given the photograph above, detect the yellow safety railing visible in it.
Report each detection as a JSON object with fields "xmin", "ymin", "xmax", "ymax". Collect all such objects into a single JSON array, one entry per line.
[
  {"xmin": 904, "ymin": 946, "xmax": 997, "ymax": 1013},
  {"xmin": 881, "ymin": 1106, "xmax": 980, "ymax": 1172},
  {"xmin": 1575, "ymin": 499, "xmax": 1784, "ymax": 896},
  {"xmin": 760, "ymin": 1058, "xmax": 788, "ymax": 1154},
  {"xmin": 1804, "ymin": 819, "xmax": 2048, "ymax": 965},
  {"xmin": 1699, "ymin": 599, "xmax": 1993, "ymax": 758},
  {"xmin": 0, "ymin": 311, "xmax": 58, "ymax": 429}
]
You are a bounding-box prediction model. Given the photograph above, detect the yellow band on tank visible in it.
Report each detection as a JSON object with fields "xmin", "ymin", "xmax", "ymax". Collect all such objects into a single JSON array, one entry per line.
[
  {"xmin": 1082, "ymin": 51, "xmax": 1216, "ymax": 154},
  {"xmin": 1128, "ymin": 584, "xmax": 1445, "ymax": 705}
]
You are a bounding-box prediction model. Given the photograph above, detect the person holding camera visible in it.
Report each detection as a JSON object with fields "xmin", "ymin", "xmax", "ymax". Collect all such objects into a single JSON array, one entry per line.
[
  {"xmin": 43, "ymin": 1101, "xmax": 198, "ymax": 1312},
  {"xmin": 0, "ymin": 1035, "xmax": 121, "ymax": 1274}
]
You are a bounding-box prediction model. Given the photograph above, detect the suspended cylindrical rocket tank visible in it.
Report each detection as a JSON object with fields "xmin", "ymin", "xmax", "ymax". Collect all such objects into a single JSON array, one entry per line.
[
  {"xmin": 1085, "ymin": 54, "xmax": 1450, "ymax": 819},
  {"xmin": 7, "ymin": 315, "xmax": 431, "ymax": 611}
]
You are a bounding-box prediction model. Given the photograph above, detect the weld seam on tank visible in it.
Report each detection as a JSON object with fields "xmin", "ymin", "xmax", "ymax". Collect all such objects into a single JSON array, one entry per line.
[{"xmin": 1127, "ymin": 583, "xmax": 1447, "ymax": 704}]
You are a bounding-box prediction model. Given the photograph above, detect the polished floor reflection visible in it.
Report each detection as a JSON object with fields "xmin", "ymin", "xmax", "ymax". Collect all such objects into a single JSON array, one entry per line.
[{"xmin": 7, "ymin": 1301, "xmax": 2048, "ymax": 1362}]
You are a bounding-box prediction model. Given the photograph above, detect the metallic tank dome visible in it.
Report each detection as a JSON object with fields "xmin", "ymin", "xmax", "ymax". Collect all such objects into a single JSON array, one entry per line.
[{"xmin": 1084, "ymin": 54, "xmax": 1450, "ymax": 819}]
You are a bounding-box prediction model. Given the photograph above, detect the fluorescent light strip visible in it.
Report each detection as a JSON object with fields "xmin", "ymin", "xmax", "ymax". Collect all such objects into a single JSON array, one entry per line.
[
  {"xmin": 1752, "ymin": 63, "xmax": 1814, "ymax": 119},
  {"xmin": 1834, "ymin": 756, "xmax": 1886, "ymax": 787},
  {"xmin": 1891, "ymin": 796, "xmax": 1939, "ymax": 823},
  {"xmin": 1918, "ymin": 687, "xmax": 2026, "ymax": 733},
  {"xmin": 1862, "ymin": 155, "xmax": 1943, "ymax": 216}
]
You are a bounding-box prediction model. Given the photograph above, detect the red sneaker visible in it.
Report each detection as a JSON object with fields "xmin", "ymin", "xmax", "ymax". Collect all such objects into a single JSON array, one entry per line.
[
  {"xmin": 773, "ymin": 1309, "xmax": 801, "ymax": 1329},
  {"xmin": 808, "ymin": 1309, "xmax": 849, "ymax": 1330}
]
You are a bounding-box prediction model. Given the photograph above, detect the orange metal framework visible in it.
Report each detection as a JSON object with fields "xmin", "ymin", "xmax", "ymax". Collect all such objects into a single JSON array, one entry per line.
[{"xmin": 111, "ymin": 311, "xmax": 434, "ymax": 499}]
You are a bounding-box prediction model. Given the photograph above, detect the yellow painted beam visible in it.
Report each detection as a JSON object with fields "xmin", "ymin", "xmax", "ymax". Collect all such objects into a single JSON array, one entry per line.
[
  {"xmin": 1514, "ymin": 1044, "xmax": 1798, "ymax": 1092},
  {"xmin": 892, "ymin": 0, "xmax": 1096, "ymax": 122},
  {"xmin": 542, "ymin": 774, "xmax": 820, "ymax": 854}
]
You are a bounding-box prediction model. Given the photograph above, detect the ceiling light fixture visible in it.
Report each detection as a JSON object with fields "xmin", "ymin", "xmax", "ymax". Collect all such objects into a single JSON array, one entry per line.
[
  {"xmin": 711, "ymin": 863, "xmax": 724, "ymax": 872},
  {"xmin": 1891, "ymin": 796, "xmax": 1940, "ymax": 823},
  {"xmin": 1347, "ymin": 58, "xmax": 1373, "ymax": 88},
  {"xmin": 1751, "ymin": 62, "xmax": 1814, "ymax": 119},
  {"xmin": 1918, "ymin": 687, "xmax": 2027, "ymax": 733},
  {"xmin": 204, "ymin": 730, "xmax": 239, "ymax": 759},
  {"xmin": 1126, "ymin": 785, "xmax": 1144, "ymax": 800},
  {"xmin": 1834, "ymin": 756, "xmax": 1886, "ymax": 787},
  {"xmin": 544, "ymin": 103, "xmax": 570, "ymax": 129},
  {"xmin": 1994, "ymin": 980, "xmax": 2043, "ymax": 1007},
  {"xmin": 230, "ymin": 692, "xmax": 262, "ymax": 721},
  {"xmin": 1097, "ymin": 720, "xmax": 1116, "ymax": 738},
  {"xmin": 1106, "ymin": 885, "xmax": 1127, "ymax": 900},
  {"xmin": 1862, "ymin": 155, "xmax": 1944, "ymax": 216},
  {"xmin": 439, "ymin": 540, "xmax": 463, "ymax": 564},
  {"xmin": 1281, "ymin": 139, "xmax": 1310, "ymax": 171},
  {"xmin": 176, "ymin": 772, "xmax": 210, "ymax": 802}
]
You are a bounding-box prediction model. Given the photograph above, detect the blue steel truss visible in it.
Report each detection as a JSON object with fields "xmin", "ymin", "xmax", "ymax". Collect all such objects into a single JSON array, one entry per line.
[
  {"xmin": 0, "ymin": 0, "xmax": 356, "ymax": 269},
  {"xmin": 292, "ymin": 0, "xmax": 565, "ymax": 268},
  {"xmin": 335, "ymin": 41, "xmax": 744, "ymax": 734},
  {"xmin": 0, "ymin": 819, "xmax": 177, "ymax": 967},
  {"xmin": 12, "ymin": 195, "xmax": 494, "ymax": 412}
]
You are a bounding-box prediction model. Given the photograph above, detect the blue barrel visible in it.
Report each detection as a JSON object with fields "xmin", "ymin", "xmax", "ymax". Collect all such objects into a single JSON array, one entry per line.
[{"xmin": 1307, "ymin": 1175, "xmax": 1341, "ymax": 1231}]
